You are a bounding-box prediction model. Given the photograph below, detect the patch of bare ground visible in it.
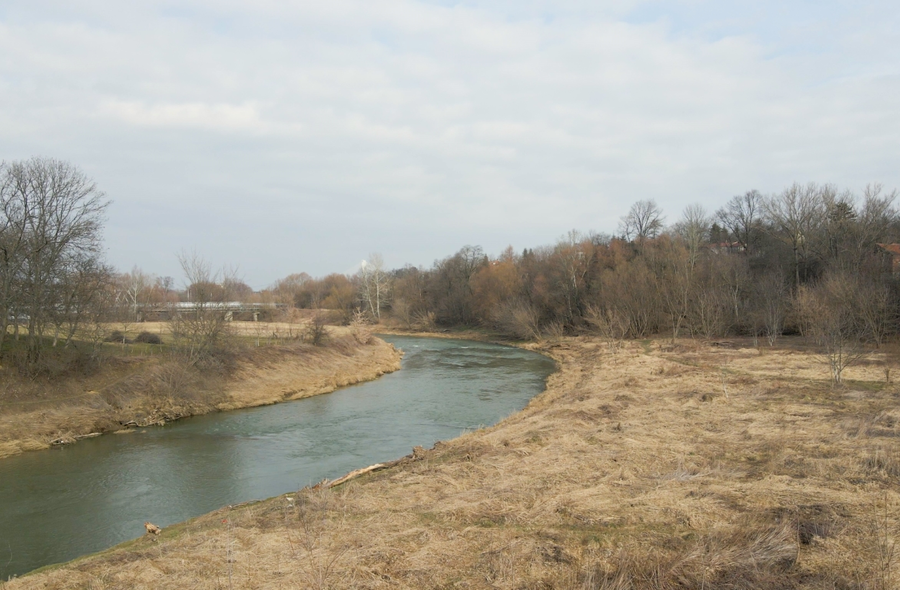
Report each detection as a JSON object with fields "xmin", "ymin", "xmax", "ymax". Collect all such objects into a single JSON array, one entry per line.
[
  {"xmin": 5, "ymin": 336, "xmax": 900, "ymax": 589},
  {"xmin": 0, "ymin": 327, "xmax": 402, "ymax": 460}
]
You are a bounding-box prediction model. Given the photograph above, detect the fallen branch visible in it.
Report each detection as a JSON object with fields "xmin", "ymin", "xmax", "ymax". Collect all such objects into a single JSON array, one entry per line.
[{"xmin": 327, "ymin": 463, "xmax": 387, "ymax": 488}]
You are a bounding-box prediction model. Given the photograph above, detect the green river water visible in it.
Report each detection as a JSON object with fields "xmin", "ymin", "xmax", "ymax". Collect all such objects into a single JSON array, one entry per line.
[{"xmin": 0, "ymin": 336, "xmax": 554, "ymax": 579}]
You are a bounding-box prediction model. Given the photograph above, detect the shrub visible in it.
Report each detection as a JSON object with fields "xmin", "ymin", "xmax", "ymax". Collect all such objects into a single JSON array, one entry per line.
[
  {"xmin": 304, "ymin": 314, "xmax": 329, "ymax": 346},
  {"xmin": 104, "ymin": 330, "xmax": 131, "ymax": 344},
  {"xmin": 10, "ymin": 345, "xmax": 101, "ymax": 379},
  {"xmin": 134, "ymin": 331, "xmax": 162, "ymax": 345}
]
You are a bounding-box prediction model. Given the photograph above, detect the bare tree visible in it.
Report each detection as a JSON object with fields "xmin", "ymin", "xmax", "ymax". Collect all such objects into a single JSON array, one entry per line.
[
  {"xmin": 854, "ymin": 184, "xmax": 899, "ymax": 261},
  {"xmin": 764, "ymin": 183, "xmax": 825, "ymax": 289},
  {"xmin": 691, "ymin": 284, "xmax": 730, "ymax": 339},
  {"xmin": 598, "ymin": 258, "xmax": 661, "ymax": 338},
  {"xmin": 51, "ymin": 257, "xmax": 115, "ymax": 348},
  {"xmin": 619, "ymin": 200, "xmax": 665, "ymax": 246},
  {"xmin": 716, "ymin": 190, "xmax": 763, "ymax": 254},
  {"xmin": 854, "ymin": 277, "xmax": 895, "ymax": 347},
  {"xmin": 751, "ymin": 271, "xmax": 789, "ymax": 346},
  {"xmin": 490, "ymin": 298, "xmax": 542, "ymax": 340},
  {"xmin": 304, "ymin": 312, "xmax": 329, "ymax": 346},
  {"xmin": 171, "ymin": 251, "xmax": 232, "ymax": 363},
  {"xmin": 649, "ymin": 238, "xmax": 693, "ymax": 340},
  {"xmin": 0, "ymin": 158, "xmax": 109, "ymax": 358},
  {"xmin": 119, "ymin": 266, "xmax": 152, "ymax": 322},
  {"xmin": 430, "ymin": 245, "xmax": 486, "ymax": 325},
  {"xmin": 585, "ymin": 305, "xmax": 628, "ymax": 352},
  {"xmin": 272, "ymin": 272, "xmax": 311, "ymax": 308},
  {"xmin": 673, "ymin": 204, "xmax": 710, "ymax": 270},
  {"xmin": 0, "ymin": 169, "xmax": 29, "ymax": 349},
  {"xmin": 818, "ymin": 189, "xmax": 859, "ymax": 267},
  {"xmin": 799, "ymin": 272, "xmax": 868, "ymax": 386},
  {"xmin": 553, "ymin": 230, "xmax": 594, "ymax": 325},
  {"xmin": 358, "ymin": 253, "xmax": 390, "ymax": 320}
]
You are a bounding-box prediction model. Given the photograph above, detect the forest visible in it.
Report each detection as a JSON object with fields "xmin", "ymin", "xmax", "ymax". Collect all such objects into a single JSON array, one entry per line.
[
  {"xmin": 3, "ymin": 157, "xmax": 899, "ymax": 384},
  {"xmin": 268, "ymin": 182, "xmax": 900, "ymax": 385}
]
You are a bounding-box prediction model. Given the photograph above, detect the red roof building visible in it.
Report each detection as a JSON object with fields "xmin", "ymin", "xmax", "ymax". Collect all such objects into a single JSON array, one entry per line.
[{"xmin": 876, "ymin": 243, "xmax": 900, "ymax": 274}]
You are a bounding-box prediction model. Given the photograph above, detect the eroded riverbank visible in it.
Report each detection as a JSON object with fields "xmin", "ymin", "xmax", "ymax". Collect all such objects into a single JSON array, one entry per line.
[
  {"xmin": 5, "ymin": 336, "xmax": 900, "ymax": 588},
  {"xmin": 0, "ymin": 336, "xmax": 553, "ymax": 579},
  {"xmin": 0, "ymin": 335, "xmax": 402, "ymax": 460}
]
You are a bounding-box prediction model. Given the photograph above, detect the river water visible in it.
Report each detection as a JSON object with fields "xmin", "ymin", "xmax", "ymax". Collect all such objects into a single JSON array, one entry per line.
[{"xmin": 0, "ymin": 336, "xmax": 554, "ymax": 579}]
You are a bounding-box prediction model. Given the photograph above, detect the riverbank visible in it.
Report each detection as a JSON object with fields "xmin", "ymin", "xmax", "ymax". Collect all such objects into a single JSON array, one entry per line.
[
  {"xmin": 0, "ymin": 331, "xmax": 402, "ymax": 460},
  {"xmin": 5, "ymin": 336, "xmax": 900, "ymax": 588}
]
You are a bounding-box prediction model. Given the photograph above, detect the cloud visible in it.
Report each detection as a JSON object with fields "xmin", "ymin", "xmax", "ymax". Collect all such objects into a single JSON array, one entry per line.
[
  {"xmin": 99, "ymin": 100, "xmax": 264, "ymax": 131},
  {"xmin": 0, "ymin": 1, "xmax": 898, "ymax": 286}
]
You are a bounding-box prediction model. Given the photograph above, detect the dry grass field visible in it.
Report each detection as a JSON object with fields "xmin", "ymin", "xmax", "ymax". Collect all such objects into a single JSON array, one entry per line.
[
  {"xmin": 0, "ymin": 322, "xmax": 402, "ymax": 460},
  {"xmin": 4, "ymin": 336, "xmax": 899, "ymax": 589}
]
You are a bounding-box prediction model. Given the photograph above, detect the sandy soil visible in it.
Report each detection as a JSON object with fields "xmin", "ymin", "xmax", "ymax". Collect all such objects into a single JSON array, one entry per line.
[
  {"xmin": 4, "ymin": 336, "xmax": 899, "ymax": 589},
  {"xmin": 0, "ymin": 331, "xmax": 402, "ymax": 460}
]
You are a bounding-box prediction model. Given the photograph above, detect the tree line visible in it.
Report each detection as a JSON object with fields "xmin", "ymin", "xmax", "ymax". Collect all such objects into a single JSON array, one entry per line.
[
  {"xmin": 4, "ymin": 157, "xmax": 898, "ymax": 383},
  {"xmin": 265, "ymin": 182, "xmax": 900, "ymax": 385},
  {"xmin": 0, "ymin": 158, "xmax": 110, "ymax": 360},
  {"xmin": 268, "ymin": 182, "xmax": 899, "ymax": 356}
]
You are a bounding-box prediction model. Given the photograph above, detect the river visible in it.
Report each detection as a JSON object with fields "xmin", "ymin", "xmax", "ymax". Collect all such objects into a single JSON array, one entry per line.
[{"xmin": 0, "ymin": 336, "xmax": 554, "ymax": 579}]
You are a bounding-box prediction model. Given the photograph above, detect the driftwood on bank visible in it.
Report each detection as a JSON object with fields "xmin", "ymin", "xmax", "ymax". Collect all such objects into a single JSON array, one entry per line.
[
  {"xmin": 318, "ymin": 444, "xmax": 433, "ymax": 489},
  {"xmin": 326, "ymin": 463, "xmax": 387, "ymax": 488}
]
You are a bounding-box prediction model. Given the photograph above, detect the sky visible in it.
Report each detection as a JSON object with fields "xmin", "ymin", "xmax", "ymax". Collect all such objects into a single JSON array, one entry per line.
[{"xmin": 1, "ymin": 1, "xmax": 899, "ymax": 288}]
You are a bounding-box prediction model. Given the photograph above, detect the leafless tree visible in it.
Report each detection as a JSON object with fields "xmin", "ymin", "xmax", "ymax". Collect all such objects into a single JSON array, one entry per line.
[
  {"xmin": 51, "ymin": 256, "xmax": 114, "ymax": 348},
  {"xmin": 119, "ymin": 266, "xmax": 152, "ymax": 322},
  {"xmin": 0, "ymin": 169, "xmax": 29, "ymax": 348},
  {"xmin": 818, "ymin": 189, "xmax": 859, "ymax": 267},
  {"xmin": 585, "ymin": 305, "xmax": 628, "ymax": 352},
  {"xmin": 272, "ymin": 272, "xmax": 311, "ymax": 308},
  {"xmin": 764, "ymin": 183, "xmax": 825, "ymax": 289},
  {"xmin": 691, "ymin": 283, "xmax": 730, "ymax": 339},
  {"xmin": 171, "ymin": 251, "xmax": 232, "ymax": 363},
  {"xmin": 798, "ymin": 272, "xmax": 868, "ymax": 386},
  {"xmin": 359, "ymin": 253, "xmax": 390, "ymax": 320},
  {"xmin": 716, "ymin": 190, "xmax": 763, "ymax": 254},
  {"xmin": 554, "ymin": 230, "xmax": 594, "ymax": 325},
  {"xmin": 391, "ymin": 298, "xmax": 414, "ymax": 329},
  {"xmin": 619, "ymin": 199, "xmax": 665, "ymax": 246},
  {"xmin": 430, "ymin": 245, "xmax": 486, "ymax": 325},
  {"xmin": 304, "ymin": 312, "xmax": 329, "ymax": 346},
  {"xmin": 751, "ymin": 271, "xmax": 789, "ymax": 346},
  {"xmin": 598, "ymin": 258, "xmax": 660, "ymax": 338},
  {"xmin": 673, "ymin": 203, "xmax": 710, "ymax": 270},
  {"xmin": 650, "ymin": 238, "xmax": 693, "ymax": 340},
  {"xmin": 0, "ymin": 158, "xmax": 109, "ymax": 358},
  {"xmin": 491, "ymin": 298, "xmax": 541, "ymax": 340},
  {"xmin": 854, "ymin": 184, "xmax": 898, "ymax": 260}
]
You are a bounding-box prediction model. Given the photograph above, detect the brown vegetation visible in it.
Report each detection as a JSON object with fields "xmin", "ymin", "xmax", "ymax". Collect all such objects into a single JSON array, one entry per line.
[
  {"xmin": 310, "ymin": 183, "xmax": 900, "ymax": 358},
  {"xmin": 0, "ymin": 322, "xmax": 402, "ymax": 460},
  {"xmin": 6, "ymin": 335, "xmax": 898, "ymax": 589}
]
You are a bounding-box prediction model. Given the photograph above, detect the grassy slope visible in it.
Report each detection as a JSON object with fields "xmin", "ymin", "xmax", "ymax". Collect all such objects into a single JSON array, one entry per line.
[
  {"xmin": 0, "ymin": 328, "xmax": 402, "ymax": 460},
  {"xmin": 5, "ymin": 337, "xmax": 900, "ymax": 589}
]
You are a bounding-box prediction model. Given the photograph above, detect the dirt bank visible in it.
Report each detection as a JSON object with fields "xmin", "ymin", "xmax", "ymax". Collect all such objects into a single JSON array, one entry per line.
[
  {"xmin": 0, "ymin": 336, "xmax": 402, "ymax": 461},
  {"xmin": 5, "ymin": 336, "xmax": 900, "ymax": 588}
]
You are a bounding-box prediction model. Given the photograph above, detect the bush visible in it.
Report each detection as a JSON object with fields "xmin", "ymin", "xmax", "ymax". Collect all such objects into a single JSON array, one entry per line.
[
  {"xmin": 104, "ymin": 330, "xmax": 131, "ymax": 344},
  {"xmin": 304, "ymin": 314, "xmax": 329, "ymax": 346},
  {"xmin": 134, "ymin": 331, "xmax": 162, "ymax": 345},
  {"xmin": 9, "ymin": 345, "xmax": 101, "ymax": 379}
]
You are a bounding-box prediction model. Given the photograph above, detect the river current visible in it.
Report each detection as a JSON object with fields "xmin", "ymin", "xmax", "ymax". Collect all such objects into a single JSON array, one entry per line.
[{"xmin": 0, "ymin": 336, "xmax": 554, "ymax": 579}]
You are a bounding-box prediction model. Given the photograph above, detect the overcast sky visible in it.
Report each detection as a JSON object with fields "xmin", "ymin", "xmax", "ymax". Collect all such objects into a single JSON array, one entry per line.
[{"xmin": 1, "ymin": 1, "xmax": 899, "ymax": 288}]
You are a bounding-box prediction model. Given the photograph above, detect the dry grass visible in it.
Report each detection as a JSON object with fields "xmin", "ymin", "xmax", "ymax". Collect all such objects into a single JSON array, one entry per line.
[
  {"xmin": 4, "ymin": 335, "xmax": 900, "ymax": 589},
  {"xmin": 0, "ymin": 324, "xmax": 402, "ymax": 460}
]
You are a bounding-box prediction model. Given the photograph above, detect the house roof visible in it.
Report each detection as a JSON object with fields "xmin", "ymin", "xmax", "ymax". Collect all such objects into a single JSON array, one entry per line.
[{"xmin": 877, "ymin": 243, "xmax": 900, "ymax": 257}]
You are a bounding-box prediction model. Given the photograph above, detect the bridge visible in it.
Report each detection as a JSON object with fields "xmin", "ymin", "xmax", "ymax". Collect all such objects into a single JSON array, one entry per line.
[{"xmin": 137, "ymin": 302, "xmax": 285, "ymax": 322}]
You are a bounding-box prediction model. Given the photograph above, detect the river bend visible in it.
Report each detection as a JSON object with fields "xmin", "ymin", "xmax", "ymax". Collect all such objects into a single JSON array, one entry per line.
[{"xmin": 0, "ymin": 336, "xmax": 554, "ymax": 579}]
